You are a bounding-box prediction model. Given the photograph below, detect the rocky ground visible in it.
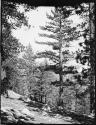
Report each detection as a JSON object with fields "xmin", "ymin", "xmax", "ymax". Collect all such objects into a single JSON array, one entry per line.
[{"xmin": 1, "ymin": 91, "xmax": 80, "ymax": 124}]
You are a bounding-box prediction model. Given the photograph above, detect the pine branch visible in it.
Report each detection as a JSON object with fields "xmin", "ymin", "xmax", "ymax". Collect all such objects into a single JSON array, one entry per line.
[
  {"xmin": 39, "ymin": 26, "xmax": 54, "ymax": 33},
  {"xmin": 35, "ymin": 41, "xmax": 58, "ymax": 46},
  {"xmin": 46, "ymin": 12, "xmax": 55, "ymax": 20},
  {"xmin": 40, "ymin": 25, "xmax": 54, "ymax": 31},
  {"xmin": 38, "ymin": 33, "xmax": 58, "ymax": 40},
  {"xmin": 36, "ymin": 51, "xmax": 59, "ymax": 63}
]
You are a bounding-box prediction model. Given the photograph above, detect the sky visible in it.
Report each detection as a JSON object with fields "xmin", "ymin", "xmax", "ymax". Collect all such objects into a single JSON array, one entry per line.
[
  {"xmin": 12, "ymin": 6, "xmax": 84, "ymax": 53},
  {"xmin": 12, "ymin": 7, "xmax": 54, "ymax": 53},
  {"xmin": 11, "ymin": 6, "xmax": 89, "ymax": 71}
]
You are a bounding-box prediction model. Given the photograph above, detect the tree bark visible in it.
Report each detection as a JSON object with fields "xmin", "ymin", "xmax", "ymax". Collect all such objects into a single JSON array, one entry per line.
[
  {"xmin": 89, "ymin": 2, "xmax": 95, "ymax": 113},
  {"xmin": 58, "ymin": 11, "xmax": 64, "ymax": 106}
]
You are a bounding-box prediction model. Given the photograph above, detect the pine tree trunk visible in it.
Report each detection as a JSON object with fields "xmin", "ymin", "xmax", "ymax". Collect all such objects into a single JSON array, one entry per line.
[
  {"xmin": 89, "ymin": 3, "xmax": 95, "ymax": 113},
  {"xmin": 40, "ymin": 95, "xmax": 42, "ymax": 103},
  {"xmin": 58, "ymin": 11, "xmax": 64, "ymax": 107},
  {"xmin": 59, "ymin": 73, "xmax": 63, "ymax": 95},
  {"xmin": 75, "ymin": 91, "xmax": 77, "ymax": 113},
  {"xmin": 58, "ymin": 73, "xmax": 63, "ymax": 106},
  {"xmin": 44, "ymin": 95, "xmax": 46, "ymax": 103},
  {"xmin": 89, "ymin": 76, "xmax": 95, "ymax": 113}
]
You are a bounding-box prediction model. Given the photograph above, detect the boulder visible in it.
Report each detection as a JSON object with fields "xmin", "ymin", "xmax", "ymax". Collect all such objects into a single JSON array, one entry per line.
[
  {"xmin": 63, "ymin": 116, "xmax": 72, "ymax": 121},
  {"xmin": 6, "ymin": 116, "xmax": 17, "ymax": 123},
  {"xmin": 88, "ymin": 113, "xmax": 95, "ymax": 118},
  {"xmin": 55, "ymin": 114, "xmax": 62, "ymax": 119},
  {"xmin": 23, "ymin": 97, "xmax": 31, "ymax": 103},
  {"xmin": 1, "ymin": 107, "xmax": 13, "ymax": 116},
  {"xmin": 1, "ymin": 107, "xmax": 17, "ymax": 124},
  {"xmin": 21, "ymin": 108, "xmax": 35, "ymax": 117},
  {"xmin": 1, "ymin": 107, "xmax": 35, "ymax": 124},
  {"xmin": 26, "ymin": 98, "xmax": 31, "ymax": 102},
  {"xmin": 42, "ymin": 104, "xmax": 51, "ymax": 112},
  {"xmin": 11, "ymin": 109, "xmax": 22, "ymax": 119},
  {"xmin": 19, "ymin": 96, "xmax": 31, "ymax": 103},
  {"xmin": 7, "ymin": 90, "xmax": 22, "ymax": 99},
  {"xmin": 42, "ymin": 111, "xmax": 48, "ymax": 116}
]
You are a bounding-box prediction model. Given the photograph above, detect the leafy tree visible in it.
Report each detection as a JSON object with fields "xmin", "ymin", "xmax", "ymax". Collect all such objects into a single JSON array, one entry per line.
[
  {"xmin": 1, "ymin": 0, "xmax": 28, "ymax": 62},
  {"xmin": 33, "ymin": 64, "xmax": 45, "ymax": 103},
  {"xmin": 74, "ymin": 3, "xmax": 95, "ymax": 113},
  {"xmin": 21, "ymin": 43, "xmax": 36, "ymax": 96},
  {"xmin": 22, "ymin": 43, "xmax": 36, "ymax": 81},
  {"xmin": 35, "ymin": 7, "xmax": 79, "ymax": 106},
  {"xmin": 1, "ymin": 0, "xmax": 31, "ymax": 94}
]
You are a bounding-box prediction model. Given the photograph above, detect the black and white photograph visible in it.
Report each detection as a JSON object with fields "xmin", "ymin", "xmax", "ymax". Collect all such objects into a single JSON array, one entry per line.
[{"xmin": 1, "ymin": 0, "xmax": 95, "ymax": 124}]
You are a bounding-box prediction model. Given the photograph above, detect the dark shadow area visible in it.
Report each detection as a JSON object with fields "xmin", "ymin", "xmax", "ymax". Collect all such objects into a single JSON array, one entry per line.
[
  {"xmin": 61, "ymin": 110, "xmax": 95, "ymax": 124},
  {"xmin": 26, "ymin": 101, "xmax": 45, "ymax": 111}
]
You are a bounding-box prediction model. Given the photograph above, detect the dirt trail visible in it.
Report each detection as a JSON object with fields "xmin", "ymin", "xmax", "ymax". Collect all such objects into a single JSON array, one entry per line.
[{"xmin": 1, "ymin": 95, "xmax": 79, "ymax": 124}]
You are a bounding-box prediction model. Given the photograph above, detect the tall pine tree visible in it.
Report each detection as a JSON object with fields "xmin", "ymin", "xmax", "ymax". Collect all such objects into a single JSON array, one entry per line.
[{"xmin": 36, "ymin": 7, "xmax": 79, "ymax": 106}]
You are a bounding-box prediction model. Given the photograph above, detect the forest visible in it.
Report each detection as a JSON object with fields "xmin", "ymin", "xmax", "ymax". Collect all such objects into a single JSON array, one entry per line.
[{"xmin": 1, "ymin": 0, "xmax": 95, "ymax": 124}]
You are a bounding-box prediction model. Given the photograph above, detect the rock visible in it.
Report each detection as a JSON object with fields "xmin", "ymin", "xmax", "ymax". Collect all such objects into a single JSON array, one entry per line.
[
  {"xmin": 11, "ymin": 109, "xmax": 30, "ymax": 120},
  {"xmin": 19, "ymin": 115, "xmax": 30, "ymax": 121},
  {"xmin": 11, "ymin": 109, "xmax": 22, "ymax": 119},
  {"xmin": 63, "ymin": 116, "xmax": 72, "ymax": 121},
  {"xmin": 32, "ymin": 107, "xmax": 39, "ymax": 111},
  {"xmin": 23, "ymin": 97, "xmax": 31, "ymax": 103},
  {"xmin": 19, "ymin": 96, "xmax": 31, "ymax": 103},
  {"xmin": 26, "ymin": 98, "xmax": 31, "ymax": 102},
  {"xmin": 6, "ymin": 116, "xmax": 17, "ymax": 123},
  {"xmin": 21, "ymin": 108, "xmax": 31, "ymax": 115},
  {"xmin": 58, "ymin": 106, "xmax": 63, "ymax": 110},
  {"xmin": 1, "ymin": 107, "xmax": 12, "ymax": 111},
  {"xmin": 1, "ymin": 107, "xmax": 35, "ymax": 124},
  {"xmin": 7, "ymin": 90, "xmax": 22, "ymax": 99},
  {"xmin": 1, "ymin": 107, "xmax": 17, "ymax": 124},
  {"xmin": 55, "ymin": 114, "xmax": 62, "ymax": 119},
  {"xmin": 42, "ymin": 111, "xmax": 48, "ymax": 116},
  {"xmin": 1, "ymin": 107, "xmax": 8, "ymax": 112},
  {"xmin": 42, "ymin": 104, "xmax": 51, "ymax": 112},
  {"xmin": 21, "ymin": 108, "xmax": 35, "ymax": 117},
  {"xmin": 17, "ymin": 119, "xmax": 34, "ymax": 124},
  {"xmin": 1, "ymin": 107, "xmax": 13, "ymax": 116},
  {"xmin": 88, "ymin": 113, "xmax": 95, "ymax": 118}
]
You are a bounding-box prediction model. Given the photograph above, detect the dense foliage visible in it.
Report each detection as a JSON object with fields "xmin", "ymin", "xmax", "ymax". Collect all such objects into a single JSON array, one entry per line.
[
  {"xmin": 74, "ymin": 3, "xmax": 95, "ymax": 113},
  {"xmin": 1, "ymin": 1, "xmax": 95, "ymax": 117},
  {"xmin": 1, "ymin": 1, "xmax": 31, "ymax": 94}
]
